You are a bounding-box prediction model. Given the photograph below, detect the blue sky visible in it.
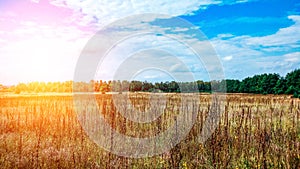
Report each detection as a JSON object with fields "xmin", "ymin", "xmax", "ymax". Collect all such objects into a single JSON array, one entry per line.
[
  {"xmin": 178, "ymin": 0, "xmax": 300, "ymax": 80},
  {"xmin": 0, "ymin": 0, "xmax": 299, "ymax": 85},
  {"xmin": 182, "ymin": 0, "xmax": 299, "ymax": 38}
]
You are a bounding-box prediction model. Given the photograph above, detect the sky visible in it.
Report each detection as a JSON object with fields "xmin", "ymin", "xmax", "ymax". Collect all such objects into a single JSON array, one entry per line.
[{"xmin": 0, "ymin": 0, "xmax": 299, "ymax": 85}]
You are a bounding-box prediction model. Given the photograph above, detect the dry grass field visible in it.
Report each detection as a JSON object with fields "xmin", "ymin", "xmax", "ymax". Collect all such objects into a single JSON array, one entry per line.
[{"xmin": 0, "ymin": 93, "xmax": 299, "ymax": 168}]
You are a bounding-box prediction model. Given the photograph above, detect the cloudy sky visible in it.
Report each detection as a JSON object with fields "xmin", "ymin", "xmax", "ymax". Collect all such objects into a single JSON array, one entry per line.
[{"xmin": 0, "ymin": 0, "xmax": 299, "ymax": 85}]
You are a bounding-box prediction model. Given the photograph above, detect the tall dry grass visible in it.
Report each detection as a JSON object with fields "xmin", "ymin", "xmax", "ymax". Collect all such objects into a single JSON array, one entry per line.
[{"xmin": 0, "ymin": 94, "xmax": 299, "ymax": 168}]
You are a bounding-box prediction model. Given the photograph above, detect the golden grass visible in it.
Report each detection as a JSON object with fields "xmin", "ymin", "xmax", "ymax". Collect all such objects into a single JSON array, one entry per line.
[{"xmin": 0, "ymin": 93, "xmax": 299, "ymax": 168}]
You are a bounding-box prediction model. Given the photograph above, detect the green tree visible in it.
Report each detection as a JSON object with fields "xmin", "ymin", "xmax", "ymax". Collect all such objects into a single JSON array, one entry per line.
[{"xmin": 285, "ymin": 69, "xmax": 300, "ymax": 97}]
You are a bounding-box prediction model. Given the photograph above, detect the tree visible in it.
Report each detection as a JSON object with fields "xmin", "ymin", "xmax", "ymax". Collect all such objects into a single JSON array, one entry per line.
[
  {"xmin": 285, "ymin": 69, "xmax": 300, "ymax": 97},
  {"xmin": 129, "ymin": 81, "xmax": 143, "ymax": 92},
  {"xmin": 226, "ymin": 79, "xmax": 241, "ymax": 93},
  {"xmin": 274, "ymin": 78, "xmax": 286, "ymax": 94}
]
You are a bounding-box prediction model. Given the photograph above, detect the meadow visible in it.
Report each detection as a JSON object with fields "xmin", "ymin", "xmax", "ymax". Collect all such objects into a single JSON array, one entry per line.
[{"xmin": 0, "ymin": 93, "xmax": 299, "ymax": 168}]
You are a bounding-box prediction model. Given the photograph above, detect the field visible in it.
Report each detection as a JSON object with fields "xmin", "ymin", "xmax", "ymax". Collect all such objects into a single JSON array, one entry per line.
[{"xmin": 0, "ymin": 93, "xmax": 299, "ymax": 168}]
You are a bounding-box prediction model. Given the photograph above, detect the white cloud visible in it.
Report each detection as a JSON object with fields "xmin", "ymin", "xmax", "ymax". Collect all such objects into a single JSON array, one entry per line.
[
  {"xmin": 50, "ymin": 0, "xmax": 256, "ymax": 26},
  {"xmin": 284, "ymin": 52, "xmax": 300, "ymax": 62},
  {"xmin": 217, "ymin": 33, "xmax": 235, "ymax": 38},
  {"xmin": 236, "ymin": 0, "xmax": 249, "ymax": 3},
  {"xmin": 209, "ymin": 15, "xmax": 300, "ymax": 79},
  {"xmin": 9, "ymin": 20, "xmax": 92, "ymax": 41},
  {"xmin": 223, "ymin": 55, "xmax": 233, "ymax": 61},
  {"xmin": 172, "ymin": 27, "xmax": 190, "ymax": 32},
  {"xmin": 50, "ymin": 0, "xmax": 222, "ymax": 26},
  {"xmin": 245, "ymin": 15, "xmax": 300, "ymax": 48},
  {"xmin": 211, "ymin": 15, "xmax": 300, "ymax": 59},
  {"xmin": 85, "ymin": 25, "xmax": 221, "ymax": 82},
  {"xmin": 211, "ymin": 35, "xmax": 262, "ymax": 59}
]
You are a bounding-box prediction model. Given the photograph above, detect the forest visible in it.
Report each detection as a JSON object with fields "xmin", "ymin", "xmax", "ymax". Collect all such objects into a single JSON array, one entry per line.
[{"xmin": 1, "ymin": 69, "xmax": 299, "ymax": 98}]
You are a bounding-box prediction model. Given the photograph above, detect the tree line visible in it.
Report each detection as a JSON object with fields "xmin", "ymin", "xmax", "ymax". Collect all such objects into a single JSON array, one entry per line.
[{"xmin": 1, "ymin": 69, "xmax": 299, "ymax": 98}]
